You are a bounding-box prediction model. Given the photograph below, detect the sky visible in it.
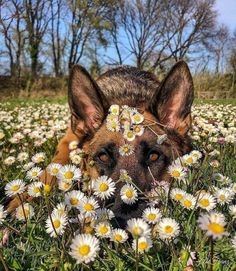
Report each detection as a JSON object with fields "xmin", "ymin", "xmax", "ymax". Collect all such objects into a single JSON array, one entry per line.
[{"xmin": 216, "ymin": 0, "xmax": 236, "ymax": 33}]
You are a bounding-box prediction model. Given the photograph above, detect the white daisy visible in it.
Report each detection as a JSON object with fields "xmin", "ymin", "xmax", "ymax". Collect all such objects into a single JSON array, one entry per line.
[
  {"xmin": 70, "ymin": 234, "xmax": 100, "ymax": 264},
  {"xmin": 182, "ymin": 154, "xmax": 198, "ymax": 166},
  {"xmin": 58, "ymin": 164, "xmax": 82, "ymax": 182},
  {"xmin": 133, "ymin": 125, "xmax": 145, "ymax": 136},
  {"xmin": 142, "ymin": 207, "xmax": 162, "ymax": 224},
  {"xmin": 79, "ymin": 197, "xmax": 99, "ymax": 218},
  {"xmin": 123, "ymin": 130, "xmax": 135, "ymax": 141},
  {"xmin": 106, "ymin": 120, "xmax": 120, "ymax": 132},
  {"xmin": 52, "ymin": 203, "xmax": 68, "ymax": 216},
  {"xmin": 127, "ymin": 218, "xmax": 151, "ymax": 237},
  {"xmin": 181, "ymin": 193, "xmax": 197, "ymax": 210},
  {"xmin": 198, "ymin": 212, "xmax": 228, "ymax": 239},
  {"xmin": 47, "ymin": 163, "xmax": 62, "ymax": 176},
  {"xmin": 16, "ymin": 203, "xmax": 34, "ymax": 221},
  {"xmin": 132, "ymin": 236, "xmax": 152, "ymax": 254},
  {"xmin": 109, "ymin": 104, "xmax": 120, "ymax": 115},
  {"xmin": 119, "ymin": 144, "xmax": 134, "ymax": 156},
  {"xmin": 168, "ymin": 163, "xmax": 186, "ymax": 180},
  {"xmin": 69, "ymin": 140, "xmax": 79, "ymax": 150},
  {"xmin": 4, "ymin": 156, "xmax": 15, "ymax": 165},
  {"xmin": 32, "ymin": 152, "xmax": 46, "ymax": 163},
  {"xmin": 26, "ymin": 167, "xmax": 43, "ymax": 180},
  {"xmin": 27, "ymin": 181, "xmax": 43, "ymax": 197},
  {"xmin": 65, "ymin": 190, "xmax": 85, "ymax": 209},
  {"xmin": 158, "ymin": 218, "xmax": 180, "ymax": 240},
  {"xmin": 45, "ymin": 212, "xmax": 68, "ymax": 237},
  {"xmin": 93, "ymin": 176, "xmax": 116, "ymax": 200},
  {"xmin": 58, "ymin": 179, "xmax": 73, "ymax": 192},
  {"xmin": 120, "ymin": 184, "xmax": 138, "ymax": 205},
  {"xmin": 110, "ymin": 229, "xmax": 128, "ymax": 243},
  {"xmin": 17, "ymin": 152, "xmax": 29, "ymax": 162},
  {"xmin": 215, "ymin": 188, "xmax": 233, "ymax": 205},
  {"xmin": 5, "ymin": 179, "xmax": 26, "ymax": 197},
  {"xmin": 229, "ymin": 205, "xmax": 236, "ymax": 218},
  {"xmin": 170, "ymin": 188, "xmax": 186, "ymax": 202},
  {"xmin": 131, "ymin": 112, "xmax": 144, "ymax": 125},
  {"xmin": 197, "ymin": 192, "xmax": 216, "ymax": 211},
  {"xmin": 95, "ymin": 208, "xmax": 115, "ymax": 222},
  {"xmin": 95, "ymin": 221, "xmax": 112, "ymax": 238}
]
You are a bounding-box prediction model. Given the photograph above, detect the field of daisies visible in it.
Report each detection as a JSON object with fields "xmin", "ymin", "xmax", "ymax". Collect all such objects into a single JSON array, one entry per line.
[{"xmin": 0, "ymin": 100, "xmax": 236, "ymax": 271}]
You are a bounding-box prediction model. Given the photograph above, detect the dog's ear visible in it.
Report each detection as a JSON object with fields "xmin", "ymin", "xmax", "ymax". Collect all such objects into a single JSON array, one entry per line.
[
  {"xmin": 150, "ymin": 61, "xmax": 194, "ymax": 136},
  {"xmin": 68, "ymin": 65, "xmax": 108, "ymax": 137}
]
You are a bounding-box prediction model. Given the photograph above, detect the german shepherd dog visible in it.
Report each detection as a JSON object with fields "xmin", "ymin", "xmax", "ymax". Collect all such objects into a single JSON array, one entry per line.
[{"xmin": 8, "ymin": 61, "xmax": 193, "ymax": 227}]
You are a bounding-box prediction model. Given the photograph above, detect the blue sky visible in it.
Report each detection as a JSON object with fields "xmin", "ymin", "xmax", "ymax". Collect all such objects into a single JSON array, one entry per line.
[{"xmin": 216, "ymin": 0, "xmax": 236, "ymax": 32}]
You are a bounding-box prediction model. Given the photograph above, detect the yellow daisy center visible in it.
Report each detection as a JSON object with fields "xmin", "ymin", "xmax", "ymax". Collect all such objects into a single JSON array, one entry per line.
[
  {"xmin": 127, "ymin": 132, "xmax": 133, "ymax": 138},
  {"xmin": 111, "ymin": 123, "xmax": 117, "ymax": 129},
  {"xmin": 19, "ymin": 209, "xmax": 30, "ymax": 217},
  {"xmin": 186, "ymin": 157, "xmax": 193, "ymax": 164},
  {"xmin": 134, "ymin": 126, "xmax": 140, "ymax": 133},
  {"xmin": 31, "ymin": 171, "xmax": 38, "ymax": 177},
  {"xmin": 123, "ymin": 146, "xmax": 129, "ymax": 153},
  {"xmin": 33, "ymin": 187, "xmax": 40, "ymax": 193},
  {"xmin": 99, "ymin": 183, "xmax": 109, "ymax": 192},
  {"xmin": 138, "ymin": 241, "xmax": 148, "ymax": 251},
  {"xmin": 114, "ymin": 234, "xmax": 122, "ymax": 242},
  {"xmin": 148, "ymin": 213, "xmax": 156, "ymax": 221},
  {"xmin": 171, "ymin": 170, "xmax": 180, "ymax": 178},
  {"xmin": 133, "ymin": 226, "xmax": 142, "ymax": 235},
  {"xmin": 207, "ymin": 223, "xmax": 224, "ymax": 234},
  {"xmin": 70, "ymin": 197, "xmax": 79, "ymax": 205},
  {"xmin": 85, "ymin": 225, "xmax": 93, "ymax": 234},
  {"xmin": 99, "ymin": 225, "xmax": 109, "ymax": 235},
  {"xmin": 200, "ymin": 198, "xmax": 210, "ymax": 207},
  {"xmin": 43, "ymin": 184, "xmax": 51, "ymax": 193},
  {"xmin": 36, "ymin": 157, "xmax": 44, "ymax": 162},
  {"xmin": 112, "ymin": 109, "xmax": 118, "ymax": 114},
  {"xmin": 175, "ymin": 193, "xmax": 183, "ymax": 201},
  {"xmin": 11, "ymin": 185, "xmax": 20, "ymax": 192},
  {"xmin": 0, "ymin": 132, "xmax": 5, "ymax": 139},
  {"xmin": 53, "ymin": 220, "xmax": 61, "ymax": 229},
  {"xmin": 183, "ymin": 200, "xmax": 192, "ymax": 208},
  {"xmin": 125, "ymin": 190, "xmax": 133, "ymax": 198},
  {"xmin": 219, "ymin": 195, "xmax": 225, "ymax": 201},
  {"xmin": 64, "ymin": 171, "xmax": 74, "ymax": 179},
  {"xmin": 84, "ymin": 203, "xmax": 94, "ymax": 212},
  {"xmin": 135, "ymin": 116, "xmax": 141, "ymax": 122},
  {"xmin": 52, "ymin": 168, "xmax": 59, "ymax": 174},
  {"xmin": 79, "ymin": 245, "xmax": 90, "ymax": 256},
  {"xmin": 164, "ymin": 225, "xmax": 173, "ymax": 234}
]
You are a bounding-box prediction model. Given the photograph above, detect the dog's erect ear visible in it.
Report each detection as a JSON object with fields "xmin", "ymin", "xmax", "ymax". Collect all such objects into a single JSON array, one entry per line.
[
  {"xmin": 68, "ymin": 65, "xmax": 108, "ymax": 137},
  {"xmin": 150, "ymin": 61, "xmax": 194, "ymax": 136}
]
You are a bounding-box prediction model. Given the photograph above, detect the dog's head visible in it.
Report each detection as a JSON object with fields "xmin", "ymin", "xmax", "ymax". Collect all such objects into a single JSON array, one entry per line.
[{"xmin": 68, "ymin": 62, "xmax": 194, "ymax": 224}]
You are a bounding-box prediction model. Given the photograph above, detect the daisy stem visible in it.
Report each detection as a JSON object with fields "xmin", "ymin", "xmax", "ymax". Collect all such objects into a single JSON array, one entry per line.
[
  {"xmin": 210, "ymin": 237, "xmax": 214, "ymax": 271},
  {"xmin": 135, "ymin": 237, "xmax": 139, "ymax": 271},
  {"xmin": 0, "ymin": 249, "xmax": 9, "ymax": 271}
]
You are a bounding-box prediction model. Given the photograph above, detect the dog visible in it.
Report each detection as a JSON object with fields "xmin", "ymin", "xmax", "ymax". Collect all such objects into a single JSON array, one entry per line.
[{"xmin": 7, "ymin": 61, "xmax": 194, "ymax": 226}]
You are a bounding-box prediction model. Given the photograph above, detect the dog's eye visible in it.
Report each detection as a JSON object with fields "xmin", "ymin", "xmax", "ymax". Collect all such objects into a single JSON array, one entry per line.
[
  {"xmin": 148, "ymin": 151, "xmax": 159, "ymax": 162},
  {"xmin": 98, "ymin": 152, "xmax": 110, "ymax": 162}
]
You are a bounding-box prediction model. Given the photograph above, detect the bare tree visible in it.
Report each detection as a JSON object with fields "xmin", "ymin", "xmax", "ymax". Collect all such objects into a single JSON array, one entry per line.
[{"xmin": 23, "ymin": 0, "xmax": 51, "ymax": 78}]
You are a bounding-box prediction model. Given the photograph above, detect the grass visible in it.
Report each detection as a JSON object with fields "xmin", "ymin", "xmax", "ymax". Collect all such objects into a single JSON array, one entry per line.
[{"xmin": 0, "ymin": 99, "xmax": 235, "ymax": 271}]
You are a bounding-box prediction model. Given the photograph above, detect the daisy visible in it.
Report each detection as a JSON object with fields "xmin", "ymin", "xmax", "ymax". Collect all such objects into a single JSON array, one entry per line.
[
  {"xmin": 106, "ymin": 120, "xmax": 120, "ymax": 132},
  {"xmin": 79, "ymin": 197, "xmax": 99, "ymax": 218},
  {"xmin": 69, "ymin": 140, "xmax": 79, "ymax": 150},
  {"xmin": 119, "ymin": 144, "xmax": 134, "ymax": 156},
  {"xmin": 26, "ymin": 167, "xmax": 43, "ymax": 180},
  {"xmin": 95, "ymin": 221, "xmax": 112, "ymax": 238},
  {"xmin": 109, "ymin": 104, "xmax": 120, "ymax": 115},
  {"xmin": 17, "ymin": 152, "xmax": 29, "ymax": 162},
  {"xmin": 197, "ymin": 192, "xmax": 216, "ymax": 211},
  {"xmin": 23, "ymin": 162, "xmax": 35, "ymax": 171},
  {"xmin": 181, "ymin": 193, "xmax": 197, "ymax": 210},
  {"xmin": 70, "ymin": 154, "xmax": 82, "ymax": 165},
  {"xmin": 120, "ymin": 184, "xmax": 138, "ymax": 204},
  {"xmin": 215, "ymin": 188, "xmax": 233, "ymax": 205},
  {"xmin": 43, "ymin": 184, "xmax": 52, "ymax": 195},
  {"xmin": 168, "ymin": 163, "xmax": 186, "ymax": 181},
  {"xmin": 229, "ymin": 205, "xmax": 236, "ymax": 217},
  {"xmin": 133, "ymin": 125, "xmax": 145, "ymax": 136},
  {"xmin": 58, "ymin": 164, "xmax": 82, "ymax": 182},
  {"xmin": 70, "ymin": 234, "xmax": 100, "ymax": 264},
  {"xmin": 0, "ymin": 204, "xmax": 7, "ymax": 225},
  {"xmin": 32, "ymin": 152, "xmax": 45, "ymax": 163},
  {"xmin": 132, "ymin": 236, "xmax": 152, "ymax": 254},
  {"xmin": 119, "ymin": 169, "xmax": 132, "ymax": 183},
  {"xmin": 198, "ymin": 212, "xmax": 228, "ymax": 239},
  {"xmin": 123, "ymin": 129, "xmax": 135, "ymax": 141},
  {"xmin": 170, "ymin": 188, "xmax": 186, "ymax": 202},
  {"xmin": 182, "ymin": 154, "xmax": 197, "ymax": 166},
  {"xmin": 106, "ymin": 113, "xmax": 119, "ymax": 122},
  {"xmin": 4, "ymin": 156, "xmax": 15, "ymax": 166},
  {"xmin": 27, "ymin": 181, "xmax": 43, "ymax": 197},
  {"xmin": 93, "ymin": 176, "xmax": 116, "ymax": 200},
  {"xmin": 65, "ymin": 190, "xmax": 85, "ymax": 209},
  {"xmin": 95, "ymin": 208, "xmax": 115, "ymax": 222},
  {"xmin": 52, "ymin": 203, "xmax": 68, "ymax": 216},
  {"xmin": 110, "ymin": 229, "xmax": 128, "ymax": 243},
  {"xmin": 142, "ymin": 207, "xmax": 162, "ymax": 224},
  {"xmin": 131, "ymin": 112, "xmax": 144, "ymax": 125},
  {"xmin": 45, "ymin": 212, "xmax": 68, "ymax": 237},
  {"xmin": 127, "ymin": 218, "xmax": 151, "ymax": 237},
  {"xmin": 58, "ymin": 179, "xmax": 73, "ymax": 192},
  {"xmin": 47, "ymin": 163, "xmax": 62, "ymax": 176},
  {"xmin": 5, "ymin": 179, "xmax": 26, "ymax": 197},
  {"xmin": 16, "ymin": 203, "xmax": 34, "ymax": 221},
  {"xmin": 158, "ymin": 218, "xmax": 180, "ymax": 240},
  {"xmin": 190, "ymin": 150, "xmax": 202, "ymax": 159}
]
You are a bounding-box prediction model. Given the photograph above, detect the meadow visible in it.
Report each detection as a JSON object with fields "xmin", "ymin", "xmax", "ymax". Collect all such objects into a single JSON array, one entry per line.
[{"xmin": 0, "ymin": 98, "xmax": 235, "ymax": 271}]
